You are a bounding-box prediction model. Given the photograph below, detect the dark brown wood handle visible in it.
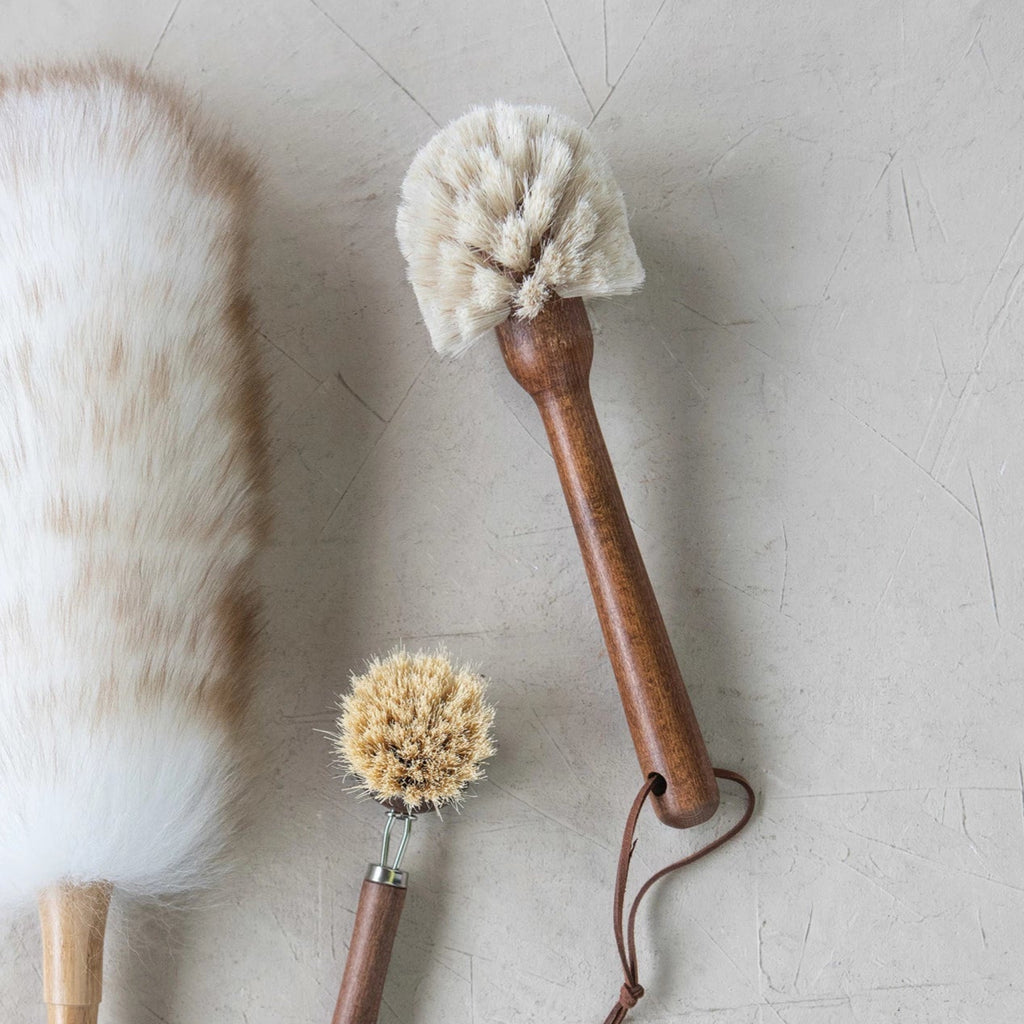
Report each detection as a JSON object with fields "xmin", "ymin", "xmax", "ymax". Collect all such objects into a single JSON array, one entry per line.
[
  {"xmin": 496, "ymin": 297, "xmax": 719, "ymax": 829},
  {"xmin": 331, "ymin": 878, "xmax": 407, "ymax": 1024}
]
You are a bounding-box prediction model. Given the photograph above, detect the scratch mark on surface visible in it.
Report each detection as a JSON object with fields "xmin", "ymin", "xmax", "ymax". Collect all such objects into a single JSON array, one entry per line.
[
  {"xmin": 500, "ymin": 523, "xmax": 573, "ymax": 539},
  {"xmin": 838, "ymin": 822, "xmax": 1024, "ymax": 894},
  {"xmin": 967, "ymin": 463, "xmax": 999, "ymax": 625},
  {"xmin": 959, "ymin": 790, "xmax": 980, "ymax": 857},
  {"xmin": 141, "ymin": 1007, "xmax": 170, "ymax": 1024},
  {"xmin": 656, "ymin": 332, "xmax": 680, "ymax": 364},
  {"xmin": 821, "ymin": 151, "xmax": 896, "ymax": 299},
  {"xmin": 602, "ymin": 0, "xmax": 609, "ymax": 86},
  {"xmin": 773, "ymin": 785, "xmax": 1018, "ymax": 801},
  {"xmin": 501, "ymin": 398, "xmax": 553, "ymax": 460},
  {"xmin": 925, "ymin": 381, "xmax": 976, "ymax": 485},
  {"xmin": 589, "ymin": 0, "xmax": 669, "ymax": 127},
  {"xmin": 831, "ymin": 396, "xmax": 976, "ymax": 520},
  {"xmin": 683, "ymin": 368, "xmax": 710, "ymax": 400},
  {"xmin": 900, "ymin": 169, "xmax": 918, "ymax": 253},
  {"xmin": 1018, "ymin": 758, "xmax": 1024, "ymax": 841},
  {"xmin": 488, "ymin": 779, "xmax": 612, "ymax": 852},
  {"xmin": 916, "ymin": 167, "xmax": 948, "ymax": 243},
  {"xmin": 379, "ymin": 994, "xmax": 401, "ymax": 1022},
  {"xmin": 975, "ymin": 212, "xmax": 1024, "ymax": 319},
  {"xmin": 755, "ymin": 879, "xmax": 764, "ymax": 1001},
  {"xmin": 316, "ymin": 431, "xmax": 383, "ymax": 537},
  {"xmin": 145, "ymin": 0, "xmax": 182, "ymax": 71},
  {"xmin": 980, "ymin": 258, "xmax": 1024, "ymax": 369},
  {"xmin": 613, "ymin": 0, "xmax": 671, "ymax": 89},
  {"xmin": 403, "ymin": 629, "xmax": 497, "ymax": 641},
  {"xmin": 872, "ymin": 515, "xmax": 919, "ymax": 617},
  {"xmin": 690, "ymin": 918, "xmax": 749, "ymax": 983},
  {"xmin": 334, "ymin": 369, "xmax": 386, "ymax": 423},
  {"xmin": 977, "ymin": 42, "xmax": 1000, "ymax": 91},
  {"xmin": 316, "ymin": 867, "xmax": 323, "ymax": 949},
  {"xmin": 387, "ymin": 356, "xmax": 431, "ymax": 425},
  {"xmin": 530, "ymin": 707, "xmax": 578, "ymax": 777},
  {"xmin": 270, "ymin": 907, "xmax": 301, "ymax": 963},
  {"xmin": 930, "ymin": 325, "xmax": 965, "ymax": 398},
  {"xmin": 792, "ymin": 904, "xmax": 815, "ymax": 991},
  {"xmin": 898, "ymin": 0, "xmax": 906, "ymax": 72},
  {"xmin": 840, "ymin": 856, "xmax": 924, "ymax": 919},
  {"xmin": 316, "ymin": 359, "xmax": 428, "ymax": 537},
  {"xmin": 540, "ymin": 0, "xmax": 594, "ymax": 114},
  {"xmin": 670, "ymin": 298, "xmax": 728, "ymax": 328},
  {"xmin": 977, "ymin": 908, "xmax": 988, "ymax": 949},
  {"xmin": 706, "ymin": 127, "xmax": 762, "ymax": 180},
  {"xmin": 915, "ymin": 385, "xmax": 949, "ymax": 466},
  {"xmin": 961, "ymin": 19, "xmax": 984, "ymax": 61},
  {"xmin": 257, "ymin": 330, "xmax": 322, "ymax": 385},
  {"xmin": 779, "ymin": 521, "xmax": 789, "ymax": 613},
  {"xmin": 701, "ymin": 565, "xmax": 795, "ymax": 619},
  {"xmin": 306, "ymin": 0, "xmax": 439, "ymax": 126}
]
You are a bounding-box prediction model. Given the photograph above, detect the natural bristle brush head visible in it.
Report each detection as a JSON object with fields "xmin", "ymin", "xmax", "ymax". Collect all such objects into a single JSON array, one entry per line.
[
  {"xmin": 396, "ymin": 102, "xmax": 644, "ymax": 355},
  {"xmin": 334, "ymin": 649, "xmax": 495, "ymax": 814},
  {"xmin": 329, "ymin": 651, "xmax": 494, "ymax": 1024}
]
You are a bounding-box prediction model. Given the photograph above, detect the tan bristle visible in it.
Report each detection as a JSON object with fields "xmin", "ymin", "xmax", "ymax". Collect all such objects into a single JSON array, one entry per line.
[
  {"xmin": 396, "ymin": 102, "xmax": 644, "ymax": 356},
  {"xmin": 334, "ymin": 649, "xmax": 495, "ymax": 814}
]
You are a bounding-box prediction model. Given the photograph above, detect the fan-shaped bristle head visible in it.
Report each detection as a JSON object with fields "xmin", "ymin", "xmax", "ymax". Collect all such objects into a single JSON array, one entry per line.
[
  {"xmin": 333, "ymin": 649, "xmax": 496, "ymax": 814},
  {"xmin": 397, "ymin": 102, "xmax": 645, "ymax": 356}
]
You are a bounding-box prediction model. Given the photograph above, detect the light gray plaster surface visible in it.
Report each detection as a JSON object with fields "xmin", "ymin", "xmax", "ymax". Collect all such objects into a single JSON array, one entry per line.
[{"xmin": 1, "ymin": 3, "xmax": 1022, "ymax": 1022}]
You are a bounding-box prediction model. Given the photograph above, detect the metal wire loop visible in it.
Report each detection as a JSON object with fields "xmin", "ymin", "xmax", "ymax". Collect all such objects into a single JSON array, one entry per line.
[{"xmin": 378, "ymin": 811, "xmax": 414, "ymax": 870}]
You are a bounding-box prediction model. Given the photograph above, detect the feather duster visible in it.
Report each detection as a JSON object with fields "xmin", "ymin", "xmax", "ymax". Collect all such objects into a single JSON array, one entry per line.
[{"xmin": 0, "ymin": 60, "xmax": 267, "ymax": 1022}]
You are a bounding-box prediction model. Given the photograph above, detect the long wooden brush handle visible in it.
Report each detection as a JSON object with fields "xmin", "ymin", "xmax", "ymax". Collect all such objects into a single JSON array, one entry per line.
[
  {"xmin": 331, "ymin": 877, "xmax": 407, "ymax": 1024},
  {"xmin": 38, "ymin": 883, "xmax": 112, "ymax": 1024},
  {"xmin": 496, "ymin": 296, "xmax": 719, "ymax": 829}
]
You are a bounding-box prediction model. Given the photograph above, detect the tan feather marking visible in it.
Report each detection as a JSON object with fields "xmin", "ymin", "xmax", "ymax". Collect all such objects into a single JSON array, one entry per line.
[
  {"xmin": 147, "ymin": 352, "xmax": 171, "ymax": 402},
  {"xmin": 108, "ymin": 334, "xmax": 126, "ymax": 378}
]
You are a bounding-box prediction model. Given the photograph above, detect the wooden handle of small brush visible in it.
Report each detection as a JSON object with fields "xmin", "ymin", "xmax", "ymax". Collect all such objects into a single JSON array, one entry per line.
[
  {"xmin": 496, "ymin": 296, "xmax": 719, "ymax": 829},
  {"xmin": 38, "ymin": 883, "xmax": 112, "ymax": 1024},
  {"xmin": 331, "ymin": 878, "xmax": 407, "ymax": 1024}
]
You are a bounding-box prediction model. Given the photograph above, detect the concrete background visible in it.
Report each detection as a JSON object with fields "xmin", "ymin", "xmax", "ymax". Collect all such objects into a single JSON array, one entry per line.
[{"xmin": 2, "ymin": 1, "xmax": 1022, "ymax": 1021}]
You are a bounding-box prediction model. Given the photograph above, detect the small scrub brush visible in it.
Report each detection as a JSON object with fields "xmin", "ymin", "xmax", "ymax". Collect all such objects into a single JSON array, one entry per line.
[
  {"xmin": 330, "ymin": 649, "xmax": 494, "ymax": 1024},
  {"xmin": 397, "ymin": 103, "xmax": 718, "ymax": 829}
]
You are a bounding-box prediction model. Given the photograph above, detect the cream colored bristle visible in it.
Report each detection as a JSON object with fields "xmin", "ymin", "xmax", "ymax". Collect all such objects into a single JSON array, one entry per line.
[
  {"xmin": 334, "ymin": 649, "xmax": 495, "ymax": 814},
  {"xmin": 396, "ymin": 102, "xmax": 645, "ymax": 355}
]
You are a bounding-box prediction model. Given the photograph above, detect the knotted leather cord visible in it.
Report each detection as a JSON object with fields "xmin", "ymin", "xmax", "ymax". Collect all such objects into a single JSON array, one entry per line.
[{"xmin": 603, "ymin": 768, "xmax": 756, "ymax": 1024}]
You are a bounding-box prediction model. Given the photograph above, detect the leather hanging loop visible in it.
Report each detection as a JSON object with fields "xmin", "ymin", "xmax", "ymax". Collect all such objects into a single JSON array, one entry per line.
[{"xmin": 602, "ymin": 768, "xmax": 756, "ymax": 1023}]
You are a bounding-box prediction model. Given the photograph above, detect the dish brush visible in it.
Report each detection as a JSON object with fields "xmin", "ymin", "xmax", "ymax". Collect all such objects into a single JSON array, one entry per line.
[
  {"xmin": 329, "ymin": 648, "xmax": 494, "ymax": 1024},
  {"xmin": 397, "ymin": 102, "xmax": 717, "ymax": 829}
]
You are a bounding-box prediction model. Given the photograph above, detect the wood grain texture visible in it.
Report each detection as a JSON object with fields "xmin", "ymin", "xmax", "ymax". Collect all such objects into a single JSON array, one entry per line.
[
  {"xmin": 331, "ymin": 878, "xmax": 407, "ymax": 1024},
  {"xmin": 38, "ymin": 882, "xmax": 111, "ymax": 1024},
  {"xmin": 496, "ymin": 296, "xmax": 719, "ymax": 828}
]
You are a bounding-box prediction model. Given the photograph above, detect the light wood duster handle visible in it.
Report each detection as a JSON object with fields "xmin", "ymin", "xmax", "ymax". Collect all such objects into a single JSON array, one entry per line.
[
  {"xmin": 496, "ymin": 296, "xmax": 719, "ymax": 829},
  {"xmin": 38, "ymin": 883, "xmax": 112, "ymax": 1024},
  {"xmin": 331, "ymin": 878, "xmax": 407, "ymax": 1024}
]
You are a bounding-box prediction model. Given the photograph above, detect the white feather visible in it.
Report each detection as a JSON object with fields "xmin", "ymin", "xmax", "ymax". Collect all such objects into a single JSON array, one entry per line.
[
  {"xmin": 396, "ymin": 102, "xmax": 645, "ymax": 355},
  {"xmin": 0, "ymin": 64, "xmax": 265, "ymax": 912}
]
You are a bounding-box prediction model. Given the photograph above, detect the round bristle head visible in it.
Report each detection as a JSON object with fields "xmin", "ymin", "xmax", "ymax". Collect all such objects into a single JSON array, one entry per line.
[
  {"xmin": 333, "ymin": 649, "xmax": 496, "ymax": 814},
  {"xmin": 397, "ymin": 102, "xmax": 644, "ymax": 356}
]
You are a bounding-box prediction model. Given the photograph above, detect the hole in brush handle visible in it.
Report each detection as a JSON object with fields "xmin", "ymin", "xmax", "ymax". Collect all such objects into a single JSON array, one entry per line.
[{"xmin": 647, "ymin": 773, "xmax": 667, "ymax": 797}]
